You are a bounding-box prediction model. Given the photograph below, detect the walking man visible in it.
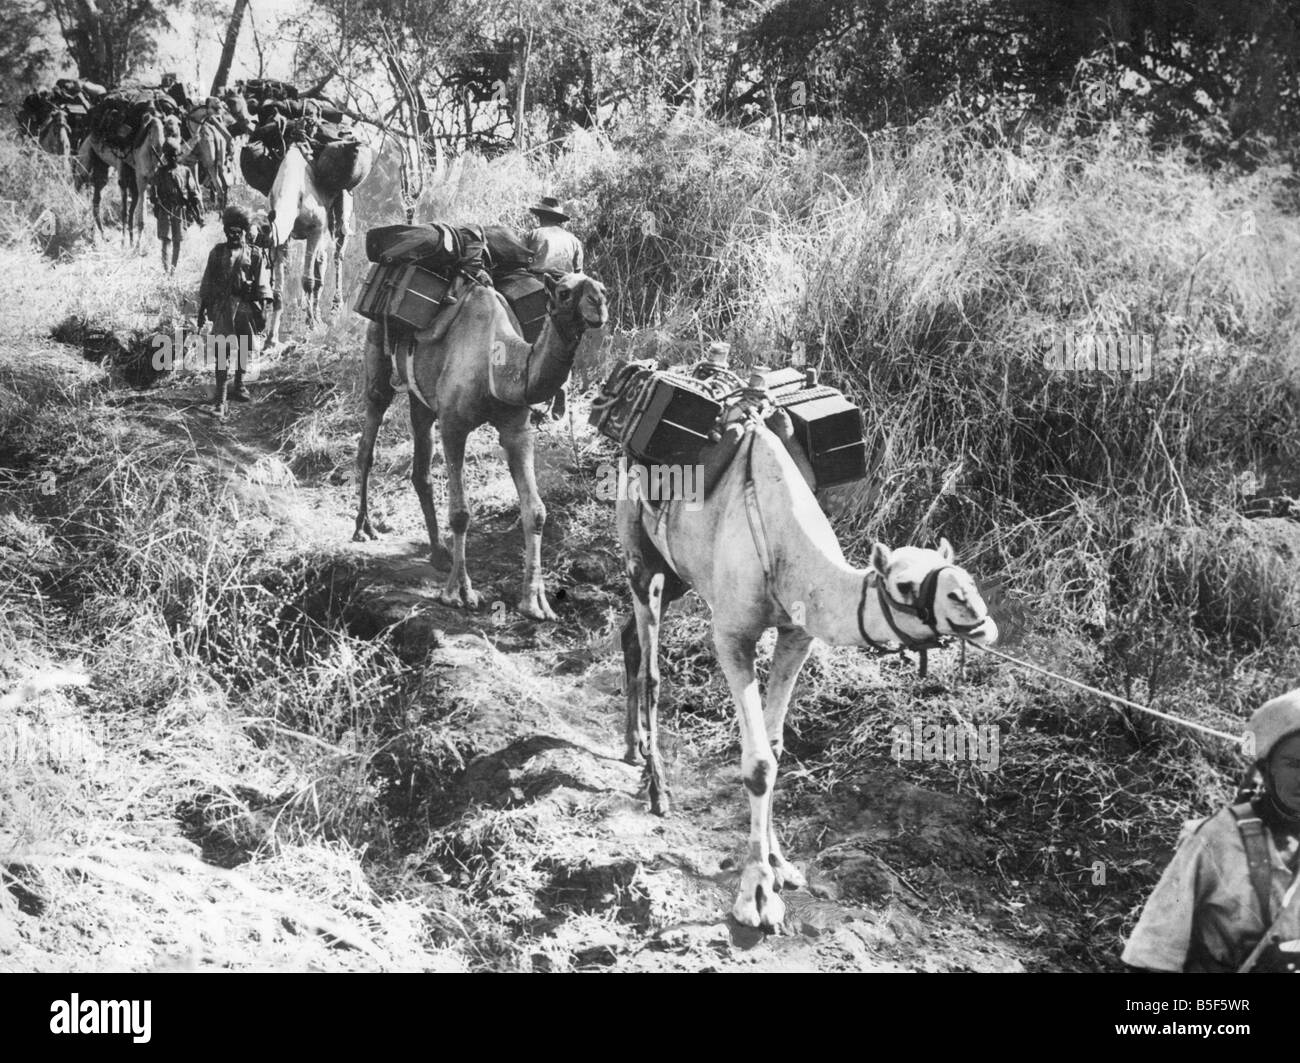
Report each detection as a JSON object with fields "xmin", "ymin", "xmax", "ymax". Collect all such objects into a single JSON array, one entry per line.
[
  {"xmin": 149, "ymin": 140, "xmax": 202, "ymax": 274},
  {"xmin": 197, "ymin": 206, "xmax": 275, "ymax": 418}
]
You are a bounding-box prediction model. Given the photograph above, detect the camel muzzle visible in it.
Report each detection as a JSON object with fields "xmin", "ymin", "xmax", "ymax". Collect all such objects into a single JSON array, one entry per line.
[{"xmin": 952, "ymin": 615, "xmax": 998, "ymax": 643}]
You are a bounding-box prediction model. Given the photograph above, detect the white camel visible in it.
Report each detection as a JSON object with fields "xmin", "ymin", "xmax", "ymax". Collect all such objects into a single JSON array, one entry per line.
[
  {"xmin": 264, "ymin": 143, "xmax": 351, "ymax": 347},
  {"xmin": 616, "ymin": 419, "xmax": 999, "ymax": 929}
]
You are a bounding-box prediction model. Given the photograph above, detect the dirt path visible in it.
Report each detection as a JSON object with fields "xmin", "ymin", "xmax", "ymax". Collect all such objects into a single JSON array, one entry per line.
[{"xmin": 84, "ymin": 345, "xmax": 1075, "ymax": 974}]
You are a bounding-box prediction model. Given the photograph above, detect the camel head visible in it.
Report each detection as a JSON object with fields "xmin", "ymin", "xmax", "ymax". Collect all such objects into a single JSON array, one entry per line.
[
  {"xmin": 870, "ymin": 538, "xmax": 998, "ymax": 644},
  {"xmin": 543, "ymin": 273, "xmax": 608, "ymax": 334}
]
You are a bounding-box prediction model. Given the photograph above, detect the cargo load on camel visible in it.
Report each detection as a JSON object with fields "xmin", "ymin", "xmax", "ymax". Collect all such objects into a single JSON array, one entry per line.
[
  {"xmin": 88, "ymin": 86, "xmax": 187, "ymax": 151},
  {"xmin": 238, "ymin": 85, "xmax": 368, "ymax": 196},
  {"xmin": 590, "ymin": 358, "xmax": 868, "ymax": 491},
  {"xmin": 355, "ymin": 222, "xmax": 538, "ymax": 330},
  {"xmin": 19, "ymin": 79, "xmax": 106, "ymax": 144},
  {"xmin": 354, "ymin": 222, "xmax": 565, "ymax": 406}
]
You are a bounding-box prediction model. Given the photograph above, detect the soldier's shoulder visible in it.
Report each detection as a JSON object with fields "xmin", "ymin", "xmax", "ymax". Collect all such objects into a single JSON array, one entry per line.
[{"xmin": 1182, "ymin": 804, "xmax": 1246, "ymax": 853}]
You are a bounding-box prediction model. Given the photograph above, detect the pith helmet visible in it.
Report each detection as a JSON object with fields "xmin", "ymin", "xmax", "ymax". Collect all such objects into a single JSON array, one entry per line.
[
  {"xmin": 1246, "ymin": 689, "xmax": 1300, "ymax": 762},
  {"xmin": 221, "ymin": 206, "xmax": 252, "ymax": 232}
]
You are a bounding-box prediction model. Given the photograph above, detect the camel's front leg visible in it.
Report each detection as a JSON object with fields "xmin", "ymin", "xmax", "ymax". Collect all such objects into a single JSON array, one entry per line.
[
  {"xmin": 90, "ymin": 178, "xmax": 104, "ymax": 238},
  {"xmin": 761, "ymin": 625, "xmax": 815, "ymax": 890},
  {"xmin": 500, "ymin": 421, "xmax": 555, "ymax": 620},
  {"xmin": 715, "ymin": 628, "xmax": 784, "ymax": 930},
  {"xmin": 265, "ymin": 244, "xmax": 289, "ymax": 349},
  {"xmin": 302, "ymin": 242, "xmax": 326, "ymax": 327},
  {"xmin": 133, "ymin": 171, "xmax": 149, "ymax": 246},
  {"xmin": 409, "ymin": 400, "xmax": 454, "ymax": 571},
  {"xmin": 354, "ymin": 326, "xmax": 395, "ymax": 541},
  {"xmin": 330, "ymin": 192, "xmax": 350, "ymax": 315},
  {"xmin": 437, "ymin": 418, "xmax": 480, "ymax": 608}
]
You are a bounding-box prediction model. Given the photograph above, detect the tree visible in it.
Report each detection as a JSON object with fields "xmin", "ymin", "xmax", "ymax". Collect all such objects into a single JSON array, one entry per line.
[
  {"xmin": 737, "ymin": 0, "xmax": 1300, "ymax": 157},
  {"xmin": 0, "ymin": 0, "xmax": 57, "ymax": 109},
  {"xmin": 45, "ymin": 0, "xmax": 182, "ymax": 86},
  {"xmin": 211, "ymin": 0, "xmax": 249, "ymax": 95}
]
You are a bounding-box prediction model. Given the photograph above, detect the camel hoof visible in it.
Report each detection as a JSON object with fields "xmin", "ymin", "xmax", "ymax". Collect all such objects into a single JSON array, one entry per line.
[
  {"xmin": 734, "ymin": 867, "xmax": 785, "ymax": 930},
  {"xmin": 352, "ymin": 525, "xmax": 378, "ymax": 543},
  {"xmin": 770, "ymin": 855, "xmax": 806, "ymax": 891},
  {"xmin": 516, "ymin": 591, "xmax": 557, "ymax": 621},
  {"xmin": 438, "ymin": 585, "xmax": 481, "ymax": 610},
  {"xmin": 623, "ymin": 745, "xmax": 644, "ymax": 766},
  {"xmin": 516, "ymin": 601, "xmax": 556, "ymax": 622}
]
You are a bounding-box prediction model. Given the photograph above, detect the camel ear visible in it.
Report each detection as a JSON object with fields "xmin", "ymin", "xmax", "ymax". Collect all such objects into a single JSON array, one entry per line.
[
  {"xmin": 938, "ymin": 537, "xmax": 954, "ymax": 562},
  {"xmin": 870, "ymin": 543, "xmax": 892, "ymax": 575},
  {"xmin": 543, "ymin": 273, "xmax": 559, "ymax": 298}
]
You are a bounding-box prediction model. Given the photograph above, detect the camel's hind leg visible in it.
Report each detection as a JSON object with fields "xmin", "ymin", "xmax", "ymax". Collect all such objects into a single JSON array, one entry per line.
[
  {"xmin": 760, "ymin": 626, "xmax": 814, "ymax": 890},
  {"xmin": 354, "ymin": 325, "xmax": 396, "ymax": 541},
  {"xmin": 620, "ymin": 615, "xmax": 643, "ymax": 763},
  {"xmin": 499, "ymin": 416, "xmax": 555, "ymax": 621},
  {"xmin": 619, "ymin": 522, "xmax": 686, "ymax": 813},
  {"xmin": 715, "ymin": 627, "xmax": 784, "ymax": 930}
]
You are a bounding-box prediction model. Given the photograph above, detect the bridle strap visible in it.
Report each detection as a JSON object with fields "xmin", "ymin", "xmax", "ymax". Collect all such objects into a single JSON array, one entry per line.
[
  {"xmin": 547, "ymin": 299, "xmax": 585, "ymax": 347},
  {"xmin": 859, "ymin": 564, "xmax": 963, "ymax": 677}
]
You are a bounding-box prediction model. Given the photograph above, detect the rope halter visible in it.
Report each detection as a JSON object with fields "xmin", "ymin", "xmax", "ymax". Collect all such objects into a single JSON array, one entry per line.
[{"xmin": 857, "ymin": 562, "xmax": 988, "ymax": 676}]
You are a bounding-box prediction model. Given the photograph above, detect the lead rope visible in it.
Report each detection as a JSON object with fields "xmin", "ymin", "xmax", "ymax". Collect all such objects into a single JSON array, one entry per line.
[{"xmin": 962, "ymin": 639, "xmax": 1244, "ymax": 745}]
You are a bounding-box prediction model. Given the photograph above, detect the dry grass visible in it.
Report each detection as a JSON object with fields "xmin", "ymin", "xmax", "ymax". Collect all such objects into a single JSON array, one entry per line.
[{"xmin": 3, "ymin": 112, "xmax": 1300, "ymax": 970}]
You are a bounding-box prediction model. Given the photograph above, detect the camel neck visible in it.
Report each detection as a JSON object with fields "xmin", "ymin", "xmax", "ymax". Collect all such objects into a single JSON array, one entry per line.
[
  {"xmin": 542, "ymin": 310, "xmax": 583, "ymax": 350},
  {"xmin": 744, "ymin": 441, "xmax": 902, "ymax": 651}
]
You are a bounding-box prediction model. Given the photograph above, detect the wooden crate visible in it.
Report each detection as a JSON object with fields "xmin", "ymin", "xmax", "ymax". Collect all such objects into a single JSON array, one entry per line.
[
  {"xmin": 497, "ymin": 273, "xmax": 549, "ymax": 345},
  {"xmin": 784, "ymin": 391, "xmax": 866, "ymax": 487},
  {"xmin": 386, "ymin": 264, "xmax": 451, "ymax": 331},
  {"xmin": 352, "ymin": 262, "xmax": 394, "ymax": 322},
  {"xmin": 354, "ymin": 262, "xmax": 451, "ymax": 331},
  {"xmin": 626, "ymin": 374, "xmax": 723, "ymax": 465}
]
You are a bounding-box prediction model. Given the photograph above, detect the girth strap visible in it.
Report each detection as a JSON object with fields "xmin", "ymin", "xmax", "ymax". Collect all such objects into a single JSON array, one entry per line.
[{"xmin": 741, "ymin": 428, "xmax": 776, "ymax": 589}]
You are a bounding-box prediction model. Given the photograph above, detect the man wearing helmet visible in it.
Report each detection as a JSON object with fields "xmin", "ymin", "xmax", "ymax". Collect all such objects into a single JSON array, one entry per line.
[
  {"xmin": 149, "ymin": 140, "xmax": 202, "ymax": 274},
  {"xmin": 197, "ymin": 206, "xmax": 275, "ymax": 417},
  {"xmin": 1122, "ymin": 690, "xmax": 1300, "ymax": 972}
]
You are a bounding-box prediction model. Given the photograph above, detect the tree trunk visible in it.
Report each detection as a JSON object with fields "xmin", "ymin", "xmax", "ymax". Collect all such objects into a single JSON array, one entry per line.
[
  {"xmin": 211, "ymin": 0, "xmax": 249, "ymax": 95},
  {"xmin": 514, "ymin": 27, "xmax": 532, "ymax": 151}
]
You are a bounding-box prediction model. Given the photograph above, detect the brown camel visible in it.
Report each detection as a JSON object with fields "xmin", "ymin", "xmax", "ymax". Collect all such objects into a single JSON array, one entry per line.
[
  {"xmin": 616, "ymin": 421, "xmax": 999, "ymax": 929},
  {"xmin": 76, "ymin": 134, "xmax": 136, "ymax": 240},
  {"xmin": 183, "ymin": 117, "xmax": 231, "ymax": 212},
  {"xmin": 355, "ymin": 272, "xmax": 608, "ymax": 619},
  {"xmin": 76, "ymin": 114, "xmax": 173, "ymax": 243},
  {"xmin": 38, "ymin": 111, "xmax": 72, "ymax": 157}
]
